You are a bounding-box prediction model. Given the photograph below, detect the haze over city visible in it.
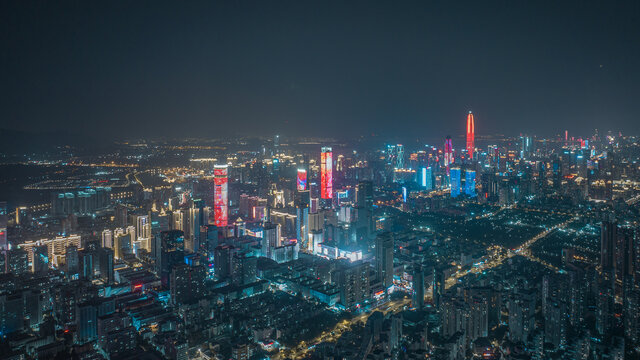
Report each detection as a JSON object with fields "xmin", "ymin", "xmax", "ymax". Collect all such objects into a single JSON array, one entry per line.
[{"xmin": 1, "ymin": 1, "xmax": 640, "ymax": 360}]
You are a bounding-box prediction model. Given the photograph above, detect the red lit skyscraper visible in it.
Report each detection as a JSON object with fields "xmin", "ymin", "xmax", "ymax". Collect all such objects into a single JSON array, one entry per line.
[
  {"xmin": 297, "ymin": 169, "xmax": 307, "ymax": 191},
  {"xmin": 214, "ymin": 165, "xmax": 228, "ymax": 227},
  {"xmin": 466, "ymin": 111, "xmax": 475, "ymax": 159},
  {"xmin": 321, "ymin": 147, "xmax": 333, "ymax": 199},
  {"xmin": 444, "ymin": 136, "xmax": 453, "ymax": 174}
]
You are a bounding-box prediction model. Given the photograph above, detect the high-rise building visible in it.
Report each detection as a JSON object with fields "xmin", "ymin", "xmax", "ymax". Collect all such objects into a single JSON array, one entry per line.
[
  {"xmin": 412, "ymin": 263, "xmax": 424, "ymax": 310},
  {"xmin": 444, "ymin": 136, "xmax": 454, "ymax": 174},
  {"xmin": 421, "ymin": 167, "xmax": 433, "ymax": 190},
  {"xmin": 321, "ymin": 147, "xmax": 333, "ymax": 200},
  {"xmin": 465, "ymin": 170, "xmax": 476, "ymax": 197},
  {"xmin": 0, "ymin": 201, "xmax": 7, "ymax": 251},
  {"xmin": 601, "ymin": 220, "xmax": 617, "ymax": 270},
  {"xmin": 376, "ymin": 232, "xmax": 394, "ymax": 289},
  {"xmin": 450, "ymin": 167, "xmax": 461, "ymax": 198},
  {"xmin": 396, "ymin": 144, "xmax": 404, "ymax": 169},
  {"xmin": 214, "ymin": 165, "xmax": 229, "ymax": 227},
  {"xmin": 466, "ymin": 111, "xmax": 475, "ymax": 159},
  {"xmin": 432, "ymin": 267, "xmax": 445, "ymax": 308},
  {"xmin": 101, "ymin": 230, "xmax": 113, "ymax": 249},
  {"xmin": 156, "ymin": 230, "xmax": 185, "ymax": 288},
  {"xmin": 297, "ymin": 169, "xmax": 307, "ymax": 191},
  {"xmin": 333, "ymin": 260, "xmax": 370, "ymax": 308}
]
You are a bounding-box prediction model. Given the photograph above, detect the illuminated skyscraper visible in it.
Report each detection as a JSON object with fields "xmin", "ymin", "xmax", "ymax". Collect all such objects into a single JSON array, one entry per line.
[
  {"xmin": 466, "ymin": 111, "xmax": 475, "ymax": 159},
  {"xmin": 297, "ymin": 169, "xmax": 307, "ymax": 191},
  {"xmin": 0, "ymin": 201, "xmax": 7, "ymax": 251},
  {"xmin": 421, "ymin": 167, "xmax": 433, "ymax": 190},
  {"xmin": 321, "ymin": 147, "xmax": 333, "ymax": 200},
  {"xmin": 450, "ymin": 167, "xmax": 461, "ymax": 198},
  {"xmin": 214, "ymin": 165, "xmax": 228, "ymax": 227},
  {"xmin": 444, "ymin": 136, "xmax": 454, "ymax": 173},
  {"xmin": 465, "ymin": 170, "xmax": 476, "ymax": 197}
]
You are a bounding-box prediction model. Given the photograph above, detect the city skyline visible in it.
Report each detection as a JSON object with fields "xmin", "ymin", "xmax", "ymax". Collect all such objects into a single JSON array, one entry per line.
[{"xmin": 1, "ymin": 1, "xmax": 639, "ymax": 359}]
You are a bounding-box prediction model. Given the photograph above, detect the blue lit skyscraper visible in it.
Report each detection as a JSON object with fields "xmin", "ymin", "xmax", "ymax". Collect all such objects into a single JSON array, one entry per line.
[
  {"xmin": 421, "ymin": 167, "xmax": 433, "ymax": 190},
  {"xmin": 450, "ymin": 167, "xmax": 461, "ymax": 198},
  {"xmin": 465, "ymin": 170, "xmax": 476, "ymax": 197}
]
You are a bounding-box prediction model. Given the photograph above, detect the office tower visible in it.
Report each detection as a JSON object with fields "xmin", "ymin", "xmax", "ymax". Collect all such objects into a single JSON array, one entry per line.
[
  {"xmin": 0, "ymin": 201, "xmax": 7, "ymax": 251},
  {"xmin": 32, "ymin": 245, "xmax": 49, "ymax": 273},
  {"xmin": 261, "ymin": 222, "xmax": 281, "ymax": 259},
  {"xmin": 214, "ymin": 244, "xmax": 236, "ymax": 281},
  {"xmin": 396, "ymin": 144, "xmax": 404, "ymax": 168},
  {"xmin": 297, "ymin": 169, "xmax": 307, "ymax": 191},
  {"xmin": 79, "ymin": 250, "xmax": 95, "ymax": 280},
  {"xmin": 412, "ymin": 263, "xmax": 424, "ymax": 310},
  {"xmin": 321, "ymin": 147, "xmax": 333, "ymax": 200},
  {"xmin": 295, "ymin": 191, "xmax": 310, "ymax": 251},
  {"xmin": 355, "ymin": 181, "xmax": 374, "ymax": 240},
  {"xmin": 98, "ymin": 247, "xmax": 114, "ymax": 284},
  {"xmin": 376, "ymin": 232, "xmax": 394, "ymax": 289},
  {"xmin": 600, "ymin": 220, "xmax": 617, "ymax": 270},
  {"xmin": 65, "ymin": 246, "xmax": 80, "ymax": 279},
  {"xmin": 157, "ymin": 230, "xmax": 185, "ymax": 288},
  {"xmin": 444, "ymin": 136, "xmax": 454, "ymax": 173},
  {"xmin": 115, "ymin": 204, "xmax": 128, "ymax": 228},
  {"xmin": 425, "ymin": 167, "xmax": 433, "ymax": 190},
  {"xmin": 76, "ymin": 301, "xmax": 98, "ymax": 343},
  {"xmin": 432, "ymin": 267, "xmax": 445, "ymax": 308},
  {"xmin": 466, "ymin": 111, "xmax": 475, "ymax": 159},
  {"xmin": 214, "ymin": 164, "xmax": 229, "ymax": 227},
  {"xmin": 465, "ymin": 170, "xmax": 476, "ymax": 197},
  {"xmin": 450, "ymin": 167, "xmax": 461, "ymax": 198},
  {"xmin": 184, "ymin": 205, "xmax": 200, "ymax": 253}
]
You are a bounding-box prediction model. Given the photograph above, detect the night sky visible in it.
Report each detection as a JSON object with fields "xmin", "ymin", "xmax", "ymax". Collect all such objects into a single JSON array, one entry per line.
[{"xmin": 1, "ymin": 0, "xmax": 639, "ymax": 141}]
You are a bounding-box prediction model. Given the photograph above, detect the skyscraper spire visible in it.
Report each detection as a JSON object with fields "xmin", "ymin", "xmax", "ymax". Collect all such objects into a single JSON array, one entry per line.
[{"xmin": 466, "ymin": 111, "xmax": 475, "ymax": 160}]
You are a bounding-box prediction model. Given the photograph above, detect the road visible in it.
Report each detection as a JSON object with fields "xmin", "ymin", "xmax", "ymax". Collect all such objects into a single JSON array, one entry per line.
[
  {"xmin": 276, "ymin": 297, "xmax": 411, "ymax": 359},
  {"xmin": 446, "ymin": 216, "xmax": 577, "ymax": 288}
]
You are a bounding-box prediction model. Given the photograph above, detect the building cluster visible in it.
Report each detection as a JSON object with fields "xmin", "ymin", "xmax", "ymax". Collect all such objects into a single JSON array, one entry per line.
[{"xmin": 0, "ymin": 117, "xmax": 640, "ymax": 359}]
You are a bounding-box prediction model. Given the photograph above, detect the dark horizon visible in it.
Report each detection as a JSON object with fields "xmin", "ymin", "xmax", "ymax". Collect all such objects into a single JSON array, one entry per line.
[{"xmin": 1, "ymin": 0, "xmax": 639, "ymax": 140}]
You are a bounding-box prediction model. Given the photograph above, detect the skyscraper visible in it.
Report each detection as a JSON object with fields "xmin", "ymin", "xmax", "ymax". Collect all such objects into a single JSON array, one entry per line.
[
  {"xmin": 297, "ymin": 169, "xmax": 307, "ymax": 191},
  {"xmin": 376, "ymin": 232, "xmax": 394, "ymax": 289},
  {"xmin": 466, "ymin": 111, "xmax": 475, "ymax": 159},
  {"xmin": 444, "ymin": 136, "xmax": 454, "ymax": 174},
  {"xmin": 465, "ymin": 170, "xmax": 476, "ymax": 197},
  {"xmin": 601, "ymin": 220, "xmax": 617, "ymax": 270},
  {"xmin": 450, "ymin": 167, "xmax": 461, "ymax": 198},
  {"xmin": 214, "ymin": 165, "xmax": 228, "ymax": 227},
  {"xmin": 321, "ymin": 147, "xmax": 333, "ymax": 200},
  {"xmin": 0, "ymin": 201, "xmax": 7, "ymax": 251}
]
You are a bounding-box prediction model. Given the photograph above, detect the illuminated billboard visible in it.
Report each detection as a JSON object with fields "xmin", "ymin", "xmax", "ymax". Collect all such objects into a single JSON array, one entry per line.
[{"xmin": 297, "ymin": 169, "xmax": 307, "ymax": 191}]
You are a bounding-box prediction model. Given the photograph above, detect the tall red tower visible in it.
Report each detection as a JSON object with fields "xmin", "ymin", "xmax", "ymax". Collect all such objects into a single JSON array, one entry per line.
[
  {"xmin": 466, "ymin": 111, "xmax": 475, "ymax": 160},
  {"xmin": 321, "ymin": 147, "xmax": 333, "ymax": 200},
  {"xmin": 214, "ymin": 165, "xmax": 228, "ymax": 227},
  {"xmin": 444, "ymin": 136, "xmax": 453, "ymax": 175}
]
